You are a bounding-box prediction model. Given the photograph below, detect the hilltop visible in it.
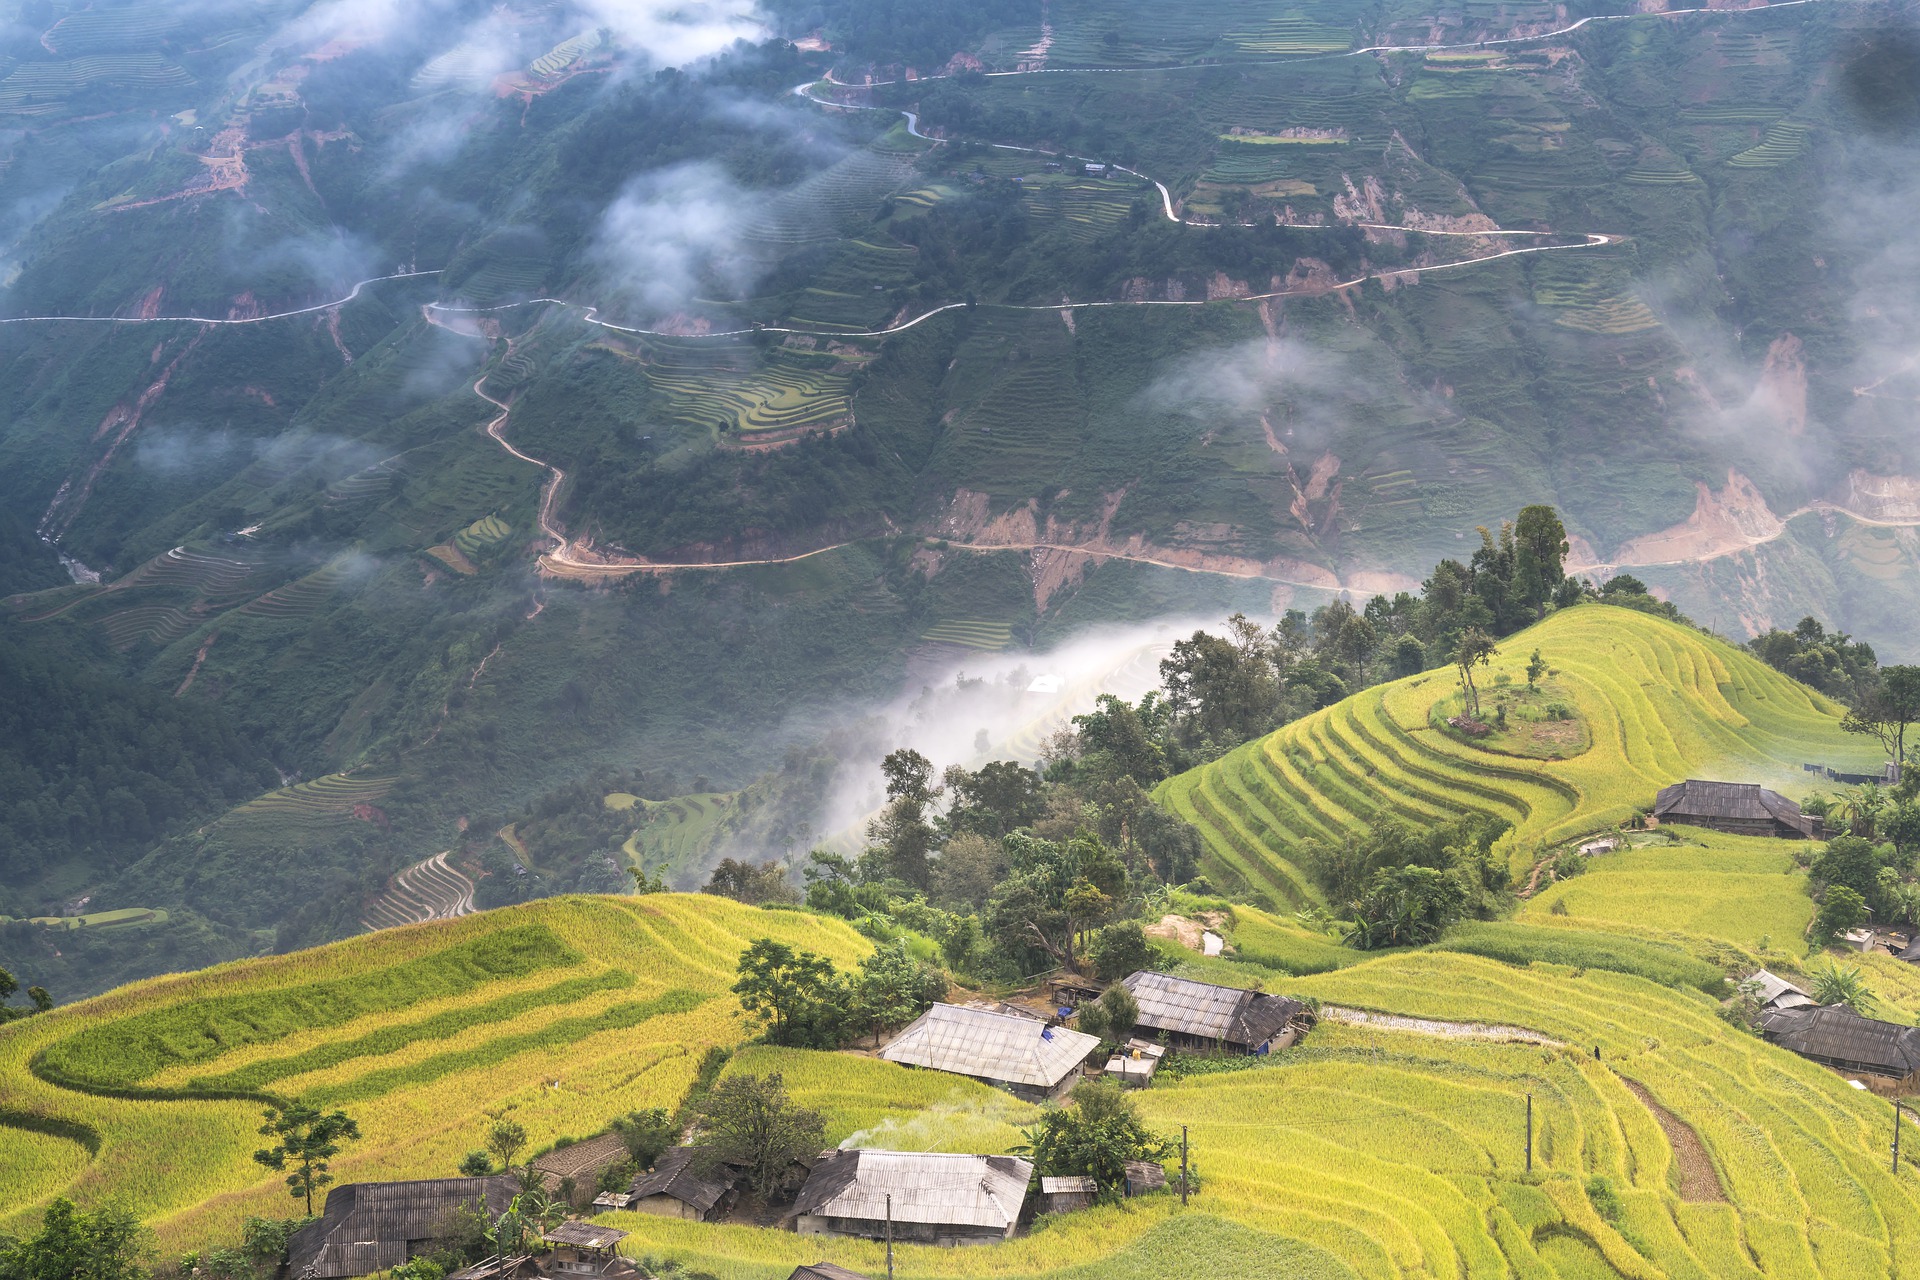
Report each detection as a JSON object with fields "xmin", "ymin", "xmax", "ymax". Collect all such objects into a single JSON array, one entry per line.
[{"xmin": 1158, "ymin": 604, "xmax": 1882, "ymax": 907}]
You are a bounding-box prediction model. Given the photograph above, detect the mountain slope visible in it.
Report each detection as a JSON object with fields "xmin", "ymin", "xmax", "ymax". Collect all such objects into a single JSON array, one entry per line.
[{"xmin": 1157, "ymin": 604, "xmax": 1880, "ymax": 907}]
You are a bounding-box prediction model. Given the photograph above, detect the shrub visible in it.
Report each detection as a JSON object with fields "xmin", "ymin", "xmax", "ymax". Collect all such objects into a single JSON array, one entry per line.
[{"xmin": 1087, "ymin": 921, "xmax": 1154, "ymax": 980}]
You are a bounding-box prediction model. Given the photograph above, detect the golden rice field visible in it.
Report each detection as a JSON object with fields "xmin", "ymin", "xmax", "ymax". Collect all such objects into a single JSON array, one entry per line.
[
  {"xmin": 1157, "ymin": 606, "xmax": 1879, "ymax": 908},
  {"xmin": 600, "ymin": 949, "xmax": 1920, "ymax": 1280},
  {"xmin": 0, "ymin": 895, "xmax": 869, "ymax": 1251}
]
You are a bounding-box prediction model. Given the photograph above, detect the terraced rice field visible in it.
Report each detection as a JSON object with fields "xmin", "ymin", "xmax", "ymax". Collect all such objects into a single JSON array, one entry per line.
[
  {"xmin": 597, "ymin": 949, "xmax": 1920, "ymax": 1279},
  {"xmin": 1726, "ymin": 120, "xmax": 1813, "ymax": 169},
  {"xmin": 360, "ymin": 851, "xmax": 476, "ymax": 931},
  {"xmin": 1157, "ymin": 606, "xmax": 1878, "ymax": 908},
  {"xmin": 920, "ymin": 619, "xmax": 1014, "ymax": 650},
  {"xmin": 0, "ymin": 897, "xmax": 870, "ymax": 1250},
  {"xmin": 1519, "ymin": 830, "xmax": 1815, "ymax": 952},
  {"xmin": 0, "ymin": 54, "xmax": 192, "ymax": 112},
  {"xmin": 234, "ymin": 557, "xmax": 352, "ymax": 620},
  {"xmin": 217, "ymin": 771, "xmax": 395, "ymax": 840},
  {"xmin": 1019, "ymin": 175, "xmax": 1147, "ymax": 244},
  {"xmin": 622, "ymin": 793, "xmax": 739, "ymax": 879},
  {"xmin": 640, "ymin": 340, "xmax": 856, "ymax": 436},
  {"xmin": 1046, "ymin": 0, "xmax": 1355, "ymax": 66}
]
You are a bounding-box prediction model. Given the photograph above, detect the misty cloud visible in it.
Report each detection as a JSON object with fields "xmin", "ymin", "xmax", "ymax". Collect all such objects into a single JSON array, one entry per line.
[
  {"xmin": 1142, "ymin": 338, "xmax": 1379, "ymax": 448},
  {"xmin": 590, "ymin": 161, "xmax": 761, "ymax": 317}
]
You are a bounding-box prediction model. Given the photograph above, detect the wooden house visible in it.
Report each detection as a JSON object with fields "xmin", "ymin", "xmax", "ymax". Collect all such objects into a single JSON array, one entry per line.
[
  {"xmin": 539, "ymin": 1223, "xmax": 635, "ymax": 1277},
  {"xmin": 881, "ymin": 1003, "xmax": 1099, "ymax": 1102},
  {"xmin": 1747, "ymin": 969, "xmax": 1817, "ymax": 1013},
  {"xmin": 793, "ymin": 1149, "xmax": 1032, "ymax": 1246},
  {"xmin": 1038, "ymin": 1176, "xmax": 1096, "ymax": 1214},
  {"xmin": 1761, "ymin": 1004, "xmax": 1920, "ymax": 1085},
  {"xmin": 1120, "ymin": 972, "xmax": 1307, "ymax": 1054},
  {"xmin": 1653, "ymin": 780, "xmax": 1822, "ymax": 839},
  {"xmin": 787, "ymin": 1265, "xmax": 871, "ymax": 1280},
  {"xmin": 286, "ymin": 1176, "xmax": 518, "ymax": 1279},
  {"xmin": 626, "ymin": 1146, "xmax": 741, "ymax": 1221}
]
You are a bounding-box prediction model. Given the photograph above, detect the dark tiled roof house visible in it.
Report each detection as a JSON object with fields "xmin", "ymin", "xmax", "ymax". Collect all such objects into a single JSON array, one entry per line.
[
  {"xmin": 286, "ymin": 1177, "xmax": 518, "ymax": 1279},
  {"xmin": 1653, "ymin": 780, "xmax": 1822, "ymax": 839}
]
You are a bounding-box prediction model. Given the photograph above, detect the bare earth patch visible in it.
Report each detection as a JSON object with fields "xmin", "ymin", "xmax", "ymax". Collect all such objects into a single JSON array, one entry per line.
[{"xmin": 1622, "ymin": 1078, "xmax": 1727, "ymax": 1202}]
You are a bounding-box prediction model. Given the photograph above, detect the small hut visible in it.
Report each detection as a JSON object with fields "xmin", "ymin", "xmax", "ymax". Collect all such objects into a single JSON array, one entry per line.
[
  {"xmin": 1760, "ymin": 1005, "xmax": 1920, "ymax": 1085},
  {"xmin": 882, "ymin": 1003, "xmax": 1099, "ymax": 1102},
  {"xmin": 792, "ymin": 1149, "xmax": 1032, "ymax": 1245},
  {"xmin": 1120, "ymin": 972, "xmax": 1306, "ymax": 1054},
  {"xmin": 1123, "ymin": 1160, "xmax": 1168, "ymax": 1198},
  {"xmin": 626, "ymin": 1146, "xmax": 741, "ymax": 1222},
  {"xmin": 1747, "ymin": 969, "xmax": 1816, "ymax": 1013},
  {"xmin": 787, "ymin": 1266, "xmax": 871, "ymax": 1280},
  {"xmin": 286, "ymin": 1177, "xmax": 519, "ymax": 1279},
  {"xmin": 1104, "ymin": 1037, "xmax": 1166, "ymax": 1088},
  {"xmin": 1652, "ymin": 781, "xmax": 1822, "ymax": 839},
  {"xmin": 1038, "ymin": 1176, "xmax": 1097, "ymax": 1214},
  {"xmin": 540, "ymin": 1222, "xmax": 637, "ymax": 1277}
]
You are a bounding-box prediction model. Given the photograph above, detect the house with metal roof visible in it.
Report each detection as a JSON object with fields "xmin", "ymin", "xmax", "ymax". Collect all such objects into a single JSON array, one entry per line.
[
  {"xmin": 626, "ymin": 1146, "xmax": 742, "ymax": 1221},
  {"xmin": 1746, "ymin": 969, "xmax": 1817, "ymax": 1012},
  {"xmin": 787, "ymin": 1265, "xmax": 871, "ymax": 1280},
  {"xmin": 881, "ymin": 1003, "xmax": 1099, "ymax": 1101},
  {"xmin": 1760, "ymin": 1004, "xmax": 1920, "ymax": 1084},
  {"xmin": 286, "ymin": 1176, "xmax": 518, "ymax": 1279},
  {"xmin": 1653, "ymin": 780, "xmax": 1822, "ymax": 839},
  {"xmin": 1038, "ymin": 1176, "xmax": 1096, "ymax": 1214},
  {"xmin": 792, "ymin": 1149, "xmax": 1032, "ymax": 1246},
  {"xmin": 1120, "ymin": 972, "xmax": 1306, "ymax": 1054}
]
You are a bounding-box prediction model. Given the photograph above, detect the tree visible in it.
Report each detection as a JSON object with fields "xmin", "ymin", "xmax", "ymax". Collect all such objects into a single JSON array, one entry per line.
[
  {"xmin": 0, "ymin": 1197, "xmax": 149, "ymax": 1280},
  {"xmin": 1811, "ymin": 835, "xmax": 1882, "ymax": 904},
  {"xmin": 1843, "ymin": 665, "xmax": 1920, "ymax": 767},
  {"xmin": 867, "ymin": 748, "xmax": 942, "ymax": 890},
  {"xmin": 843, "ymin": 942, "xmax": 946, "ymax": 1046},
  {"xmin": 611, "ymin": 1107, "xmax": 677, "ymax": 1170},
  {"xmin": 1085, "ymin": 921, "xmax": 1153, "ymax": 981},
  {"xmin": 985, "ymin": 833, "xmax": 1129, "ymax": 971},
  {"xmin": 703, "ymin": 858, "xmax": 797, "ymax": 905},
  {"xmin": 944, "ymin": 760, "xmax": 1043, "ymax": 839},
  {"xmin": 458, "ymin": 1151, "xmax": 493, "ymax": 1177},
  {"xmin": 1454, "ymin": 628, "xmax": 1498, "ymax": 719},
  {"xmin": 733, "ymin": 938, "xmax": 837, "ymax": 1046},
  {"xmin": 1020, "ymin": 1080, "xmax": 1171, "ymax": 1204},
  {"xmin": 0, "ymin": 968, "xmax": 52, "ymax": 1024},
  {"xmin": 1811, "ymin": 962, "xmax": 1875, "ymax": 1014},
  {"xmin": 690, "ymin": 1072, "xmax": 825, "ymax": 1199},
  {"xmin": 1511, "ymin": 505, "xmax": 1570, "ymax": 612},
  {"xmin": 1346, "ymin": 865, "xmax": 1470, "ymax": 950},
  {"xmin": 1526, "ymin": 649, "xmax": 1547, "ymax": 690},
  {"xmin": 1814, "ymin": 885, "xmax": 1870, "ymax": 945},
  {"xmin": 485, "ymin": 1118, "xmax": 528, "ymax": 1173},
  {"xmin": 1077, "ymin": 983, "xmax": 1139, "ymax": 1043},
  {"xmin": 253, "ymin": 1105, "xmax": 361, "ymax": 1216},
  {"xmin": 930, "ymin": 832, "xmax": 1007, "ymax": 910}
]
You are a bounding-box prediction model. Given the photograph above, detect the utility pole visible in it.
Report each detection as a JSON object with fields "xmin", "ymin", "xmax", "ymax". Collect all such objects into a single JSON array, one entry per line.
[
  {"xmin": 886, "ymin": 1193, "xmax": 894, "ymax": 1279},
  {"xmin": 1181, "ymin": 1125, "xmax": 1190, "ymax": 1206},
  {"xmin": 1526, "ymin": 1093, "xmax": 1534, "ymax": 1173}
]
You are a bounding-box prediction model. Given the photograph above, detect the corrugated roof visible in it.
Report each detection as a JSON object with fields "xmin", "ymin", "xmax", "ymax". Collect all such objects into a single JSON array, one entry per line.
[
  {"xmin": 1654, "ymin": 780, "xmax": 1818, "ymax": 835},
  {"xmin": 1040, "ymin": 1176, "xmax": 1096, "ymax": 1193},
  {"xmin": 793, "ymin": 1150, "xmax": 1032, "ymax": 1230},
  {"xmin": 881, "ymin": 1003, "xmax": 1098, "ymax": 1088},
  {"xmin": 1748, "ymin": 969, "xmax": 1810, "ymax": 1006},
  {"xmin": 1762, "ymin": 1005, "xmax": 1920, "ymax": 1074},
  {"xmin": 1898, "ymin": 937, "xmax": 1920, "ymax": 964},
  {"xmin": 630, "ymin": 1146, "xmax": 738, "ymax": 1214},
  {"xmin": 1121, "ymin": 972, "xmax": 1302, "ymax": 1046},
  {"xmin": 287, "ymin": 1177, "xmax": 519, "ymax": 1279},
  {"xmin": 544, "ymin": 1223, "xmax": 628, "ymax": 1249},
  {"xmin": 789, "ymin": 1265, "xmax": 871, "ymax": 1280}
]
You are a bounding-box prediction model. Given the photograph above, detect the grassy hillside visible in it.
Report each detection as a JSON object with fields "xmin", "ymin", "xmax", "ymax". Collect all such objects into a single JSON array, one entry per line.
[
  {"xmin": 591, "ymin": 948, "xmax": 1920, "ymax": 1280},
  {"xmin": 0, "ymin": 894, "xmax": 870, "ymax": 1249},
  {"xmin": 1157, "ymin": 605, "xmax": 1880, "ymax": 908}
]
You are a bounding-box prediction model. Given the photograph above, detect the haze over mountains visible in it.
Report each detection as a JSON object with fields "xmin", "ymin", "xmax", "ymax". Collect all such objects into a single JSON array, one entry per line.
[{"xmin": 0, "ymin": 0, "xmax": 1916, "ymax": 995}]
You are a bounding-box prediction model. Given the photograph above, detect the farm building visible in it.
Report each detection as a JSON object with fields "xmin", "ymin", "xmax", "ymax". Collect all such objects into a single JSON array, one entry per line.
[
  {"xmin": 1105, "ymin": 1037, "xmax": 1167, "ymax": 1087},
  {"xmin": 1652, "ymin": 780, "xmax": 1823, "ymax": 839},
  {"xmin": 1120, "ymin": 971, "xmax": 1308, "ymax": 1054},
  {"xmin": 1747, "ymin": 969, "xmax": 1817, "ymax": 1012},
  {"xmin": 1897, "ymin": 937, "xmax": 1920, "ymax": 965},
  {"xmin": 286, "ymin": 1176, "xmax": 518, "ymax": 1279},
  {"xmin": 1125, "ymin": 1160, "xmax": 1168, "ymax": 1198},
  {"xmin": 787, "ymin": 1265, "xmax": 871, "ymax": 1280},
  {"xmin": 625, "ymin": 1146, "xmax": 742, "ymax": 1221},
  {"xmin": 1039, "ymin": 1176, "xmax": 1097, "ymax": 1213},
  {"xmin": 881, "ymin": 1002, "xmax": 1099, "ymax": 1101},
  {"xmin": 792, "ymin": 1149, "xmax": 1033, "ymax": 1245},
  {"xmin": 539, "ymin": 1222, "xmax": 636, "ymax": 1277},
  {"xmin": 1760, "ymin": 1005, "xmax": 1920, "ymax": 1084}
]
